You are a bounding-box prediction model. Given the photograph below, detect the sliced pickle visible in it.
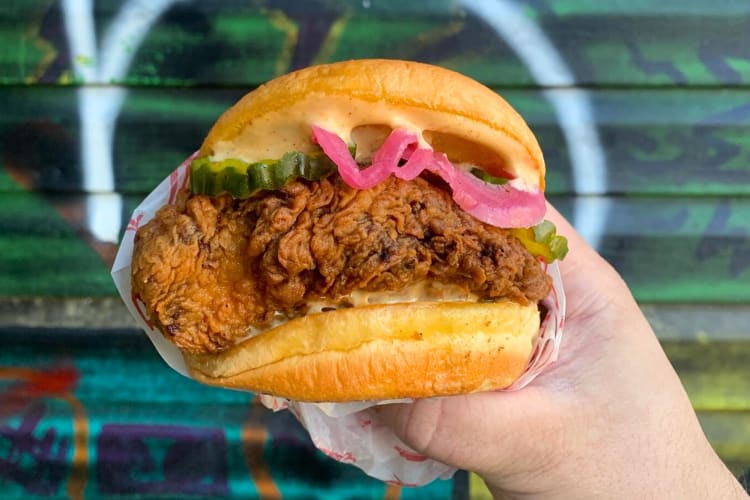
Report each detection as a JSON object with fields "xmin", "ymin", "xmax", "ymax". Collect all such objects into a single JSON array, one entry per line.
[
  {"xmin": 190, "ymin": 157, "xmax": 250, "ymax": 198},
  {"xmin": 470, "ymin": 168, "xmax": 508, "ymax": 185},
  {"xmin": 190, "ymin": 150, "xmax": 338, "ymax": 199},
  {"xmin": 511, "ymin": 220, "xmax": 569, "ymax": 263}
]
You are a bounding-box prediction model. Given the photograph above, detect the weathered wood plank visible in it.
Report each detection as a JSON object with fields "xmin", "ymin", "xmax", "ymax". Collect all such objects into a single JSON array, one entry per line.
[
  {"xmin": 4, "ymin": 299, "xmax": 750, "ymax": 344},
  {"xmin": 2, "ymin": 87, "xmax": 749, "ymax": 196},
  {"xmin": 661, "ymin": 340, "xmax": 750, "ymax": 411},
  {"xmin": 642, "ymin": 304, "xmax": 750, "ymax": 342},
  {"xmin": 550, "ymin": 196, "xmax": 750, "ymax": 303},
  {"xmin": 0, "ymin": 297, "xmax": 136, "ymax": 329},
  {"xmin": 2, "ymin": 0, "xmax": 749, "ymax": 87},
  {"xmin": 0, "ymin": 191, "xmax": 114, "ymax": 296},
  {"xmin": 698, "ymin": 411, "xmax": 750, "ymax": 476},
  {"xmin": 1, "ymin": 192, "xmax": 749, "ymax": 302}
]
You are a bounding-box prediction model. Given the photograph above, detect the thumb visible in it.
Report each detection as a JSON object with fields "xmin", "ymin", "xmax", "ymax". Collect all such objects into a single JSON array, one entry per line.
[{"xmin": 375, "ymin": 389, "xmax": 557, "ymax": 479}]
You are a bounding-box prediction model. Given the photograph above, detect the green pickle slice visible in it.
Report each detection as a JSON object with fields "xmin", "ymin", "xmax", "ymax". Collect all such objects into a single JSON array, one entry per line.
[
  {"xmin": 510, "ymin": 220, "xmax": 569, "ymax": 263},
  {"xmin": 470, "ymin": 168, "xmax": 508, "ymax": 185},
  {"xmin": 190, "ymin": 150, "xmax": 338, "ymax": 199}
]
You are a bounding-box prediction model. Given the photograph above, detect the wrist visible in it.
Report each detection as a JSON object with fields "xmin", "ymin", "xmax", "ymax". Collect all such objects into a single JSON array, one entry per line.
[{"xmin": 480, "ymin": 441, "xmax": 747, "ymax": 500}]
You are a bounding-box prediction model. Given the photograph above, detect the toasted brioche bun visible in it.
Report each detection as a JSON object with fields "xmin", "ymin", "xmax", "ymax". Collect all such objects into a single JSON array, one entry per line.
[
  {"xmin": 199, "ymin": 59, "xmax": 545, "ymax": 189},
  {"xmin": 173, "ymin": 60, "xmax": 549, "ymax": 401},
  {"xmin": 185, "ymin": 301, "xmax": 540, "ymax": 402}
]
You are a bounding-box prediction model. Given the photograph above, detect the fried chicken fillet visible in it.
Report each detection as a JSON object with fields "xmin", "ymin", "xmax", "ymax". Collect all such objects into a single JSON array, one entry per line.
[{"xmin": 132, "ymin": 176, "xmax": 550, "ymax": 355}]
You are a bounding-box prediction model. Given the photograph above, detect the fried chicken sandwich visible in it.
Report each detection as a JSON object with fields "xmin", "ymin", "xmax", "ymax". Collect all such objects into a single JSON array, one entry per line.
[{"xmin": 130, "ymin": 59, "xmax": 567, "ymax": 402}]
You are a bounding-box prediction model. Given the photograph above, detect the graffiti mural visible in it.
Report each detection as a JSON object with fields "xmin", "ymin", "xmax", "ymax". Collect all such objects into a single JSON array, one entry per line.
[
  {"xmin": 1, "ymin": 403, "xmax": 72, "ymax": 496},
  {"xmin": 96, "ymin": 423, "xmax": 229, "ymax": 495},
  {"xmin": 0, "ymin": 367, "xmax": 87, "ymax": 499},
  {"xmin": 1, "ymin": 0, "xmax": 750, "ymax": 497}
]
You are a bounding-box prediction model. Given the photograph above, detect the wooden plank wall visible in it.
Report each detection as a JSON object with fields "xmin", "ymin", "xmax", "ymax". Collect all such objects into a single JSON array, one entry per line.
[{"xmin": 1, "ymin": 1, "xmax": 749, "ymax": 498}]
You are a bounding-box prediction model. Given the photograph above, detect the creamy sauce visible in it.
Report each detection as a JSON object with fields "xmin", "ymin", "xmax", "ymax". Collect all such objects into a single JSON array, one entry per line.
[
  {"xmin": 209, "ymin": 94, "xmax": 538, "ymax": 187},
  {"xmin": 307, "ymin": 281, "xmax": 478, "ymax": 313},
  {"xmin": 235, "ymin": 281, "xmax": 480, "ymax": 344}
]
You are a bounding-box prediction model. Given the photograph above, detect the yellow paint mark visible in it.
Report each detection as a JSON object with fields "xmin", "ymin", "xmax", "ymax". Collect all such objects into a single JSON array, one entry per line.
[
  {"xmin": 696, "ymin": 331, "xmax": 711, "ymax": 344},
  {"xmin": 74, "ymin": 54, "xmax": 95, "ymax": 67},
  {"xmin": 24, "ymin": 0, "xmax": 59, "ymax": 83},
  {"xmin": 58, "ymin": 70, "xmax": 74, "ymax": 84},
  {"xmin": 384, "ymin": 483, "xmax": 401, "ymax": 500},
  {"xmin": 0, "ymin": 369, "xmax": 89, "ymax": 500},
  {"xmin": 63, "ymin": 394, "xmax": 89, "ymax": 500},
  {"xmin": 469, "ymin": 472, "xmax": 493, "ymax": 499},
  {"xmin": 311, "ymin": 12, "xmax": 352, "ymax": 66},
  {"xmin": 242, "ymin": 399, "xmax": 282, "ymax": 500},
  {"xmin": 435, "ymin": 53, "xmax": 485, "ymax": 71},
  {"xmin": 399, "ymin": 21, "xmax": 465, "ymax": 61},
  {"xmin": 266, "ymin": 9, "xmax": 298, "ymax": 76}
]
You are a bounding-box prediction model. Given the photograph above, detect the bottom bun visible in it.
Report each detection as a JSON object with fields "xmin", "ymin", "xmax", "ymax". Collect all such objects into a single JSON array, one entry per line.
[{"xmin": 185, "ymin": 301, "xmax": 541, "ymax": 402}]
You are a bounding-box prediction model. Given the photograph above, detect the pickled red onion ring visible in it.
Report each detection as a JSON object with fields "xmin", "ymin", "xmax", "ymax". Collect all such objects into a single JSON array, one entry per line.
[{"xmin": 311, "ymin": 125, "xmax": 545, "ymax": 228}]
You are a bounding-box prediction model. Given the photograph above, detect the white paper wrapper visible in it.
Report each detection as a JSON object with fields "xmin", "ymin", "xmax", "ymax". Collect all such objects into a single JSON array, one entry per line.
[{"xmin": 112, "ymin": 155, "xmax": 566, "ymax": 487}]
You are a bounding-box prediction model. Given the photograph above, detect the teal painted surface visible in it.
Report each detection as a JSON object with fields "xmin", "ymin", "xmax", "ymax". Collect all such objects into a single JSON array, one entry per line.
[{"xmin": 0, "ymin": 329, "xmax": 455, "ymax": 498}]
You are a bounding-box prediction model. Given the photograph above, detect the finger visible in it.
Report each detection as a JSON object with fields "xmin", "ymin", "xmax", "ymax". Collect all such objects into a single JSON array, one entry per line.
[
  {"xmin": 375, "ymin": 400, "xmax": 435, "ymax": 454},
  {"xmin": 375, "ymin": 390, "xmax": 553, "ymax": 478}
]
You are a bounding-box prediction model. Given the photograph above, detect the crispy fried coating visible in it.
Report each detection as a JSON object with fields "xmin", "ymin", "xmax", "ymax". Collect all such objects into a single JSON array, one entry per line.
[{"xmin": 132, "ymin": 177, "xmax": 551, "ymax": 354}]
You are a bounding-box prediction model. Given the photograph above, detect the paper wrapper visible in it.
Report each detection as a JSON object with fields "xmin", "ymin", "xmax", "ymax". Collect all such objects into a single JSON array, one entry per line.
[{"xmin": 112, "ymin": 155, "xmax": 566, "ymax": 487}]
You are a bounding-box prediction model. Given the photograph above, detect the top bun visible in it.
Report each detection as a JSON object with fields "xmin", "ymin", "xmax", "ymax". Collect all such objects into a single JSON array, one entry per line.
[{"xmin": 199, "ymin": 59, "xmax": 545, "ymax": 189}]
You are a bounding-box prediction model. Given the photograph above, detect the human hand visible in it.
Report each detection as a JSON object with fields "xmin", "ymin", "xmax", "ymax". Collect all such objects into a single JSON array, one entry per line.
[{"xmin": 377, "ymin": 204, "xmax": 747, "ymax": 499}]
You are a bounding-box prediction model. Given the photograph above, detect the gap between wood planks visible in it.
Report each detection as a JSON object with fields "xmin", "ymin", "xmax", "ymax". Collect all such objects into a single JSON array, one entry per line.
[{"xmin": 1, "ymin": 297, "xmax": 749, "ymax": 342}]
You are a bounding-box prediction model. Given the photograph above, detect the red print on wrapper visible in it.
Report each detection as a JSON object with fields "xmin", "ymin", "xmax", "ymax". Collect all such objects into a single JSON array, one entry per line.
[
  {"xmin": 319, "ymin": 447, "xmax": 357, "ymax": 464},
  {"xmin": 386, "ymin": 474, "xmax": 419, "ymax": 488},
  {"xmin": 126, "ymin": 213, "xmax": 144, "ymax": 233},
  {"xmin": 258, "ymin": 395, "xmax": 288, "ymax": 412},
  {"xmin": 394, "ymin": 446, "xmax": 428, "ymax": 462},
  {"xmin": 131, "ymin": 292, "xmax": 154, "ymax": 330},
  {"xmin": 357, "ymin": 414, "xmax": 372, "ymax": 428},
  {"xmin": 168, "ymin": 152, "xmax": 197, "ymax": 204}
]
